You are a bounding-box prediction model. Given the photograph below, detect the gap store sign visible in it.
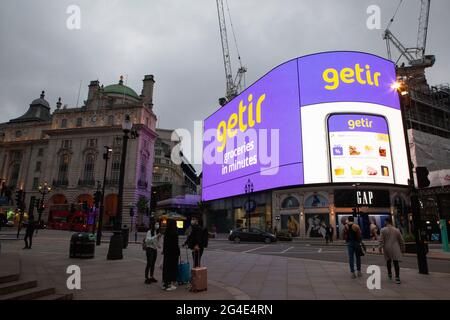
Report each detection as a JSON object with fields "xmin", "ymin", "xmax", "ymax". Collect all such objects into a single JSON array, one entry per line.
[{"xmin": 202, "ymin": 51, "xmax": 409, "ymax": 201}]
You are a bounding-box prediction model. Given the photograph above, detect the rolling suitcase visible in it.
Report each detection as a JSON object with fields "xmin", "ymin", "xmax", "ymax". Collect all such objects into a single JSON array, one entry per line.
[
  {"xmin": 190, "ymin": 251, "xmax": 207, "ymax": 292},
  {"xmin": 177, "ymin": 248, "xmax": 191, "ymax": 285}
]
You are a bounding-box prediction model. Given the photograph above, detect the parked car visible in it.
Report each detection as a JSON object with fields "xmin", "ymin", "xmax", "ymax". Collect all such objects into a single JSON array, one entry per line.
[
  {"xmin": 276, "ymin": 231, "xmax": 293, "ymax": 241},
  {"xmin": 229, "ymin": 227, "xmax": 277, "ymax": 244}
]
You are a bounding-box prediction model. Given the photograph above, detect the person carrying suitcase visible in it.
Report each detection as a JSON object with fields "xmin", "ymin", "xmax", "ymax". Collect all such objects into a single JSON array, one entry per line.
[{"xmin": 184, "ymin": 216, "xmax": 206, "ymax": 268}]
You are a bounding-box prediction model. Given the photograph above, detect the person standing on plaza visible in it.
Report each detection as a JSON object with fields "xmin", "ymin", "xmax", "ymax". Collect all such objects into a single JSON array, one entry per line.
[
  {"xmin": 325, "ymin": 225, "xmax": 334, "ymax": 244},
  {"xmin": 183, "ymin": 216, "xmax": 205, "ymax": 267},
  {"xmin": 23, "ymin": 215, "xmax": 35, "ymax": 249},
  {"xmin": 162, "ymin": 219, "xmax": 180, "ymax": 291},
  {"xmin": 144, "ymin": 221, "xmax": 161, "ymax": 284},
  {"xmin": 379, "ymin": 217, "xmax": 405, "ymax": 284},
  {"xmin": 344, "ymin": 216, "xmax": 363, "ymax": 279}
]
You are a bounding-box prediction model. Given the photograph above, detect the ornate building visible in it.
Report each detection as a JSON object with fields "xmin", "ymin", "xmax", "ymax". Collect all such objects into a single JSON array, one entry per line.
[{"xmin": 0, "ymin": 75, "xmax": 157, "ymax": 229}]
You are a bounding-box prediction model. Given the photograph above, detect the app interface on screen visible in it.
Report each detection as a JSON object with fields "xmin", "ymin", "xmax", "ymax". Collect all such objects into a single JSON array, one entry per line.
[{"xmin": 328, "ymin": 113, "xmax": 394, "ymax": 184}]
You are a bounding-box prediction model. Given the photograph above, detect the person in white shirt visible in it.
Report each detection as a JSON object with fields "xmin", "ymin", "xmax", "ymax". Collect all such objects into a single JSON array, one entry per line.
[{"xmin": 144, "ymin": 221, "xmax": 161, "ymax": 284}]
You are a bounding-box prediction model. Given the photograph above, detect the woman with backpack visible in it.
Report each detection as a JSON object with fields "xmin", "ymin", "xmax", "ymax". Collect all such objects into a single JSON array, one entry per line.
[
  {"xmin": 343, "ymin": 216, "xmax": 363, "ymax": 279},
  {"xmin": 144, "ymin": 221, "xmax": 161, "ymax": 284}
]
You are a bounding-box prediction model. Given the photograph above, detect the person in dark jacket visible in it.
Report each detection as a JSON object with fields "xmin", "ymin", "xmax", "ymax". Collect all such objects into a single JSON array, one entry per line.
[
  {"xmin": 325, "ymin": 225, "xmax": 334, "ymax": 244},
  {"xmin": 23, "ymin": 215, "xmax": 35, "ymax": 249},
  {"xmin": 343, "ymin": 216, "xmax": 363, "ymax": 279},
  {"xmin": 162, "ymin": 219, "xmax": 180, "ymax": 291},
  {"xmin": 183, "ymin": 216, "xmax": 205, "ymax": 267}
]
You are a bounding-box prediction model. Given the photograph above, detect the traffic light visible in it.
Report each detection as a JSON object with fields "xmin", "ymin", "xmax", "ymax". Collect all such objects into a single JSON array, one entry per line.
[
  {"xmin": 94, "ymin": 191, "xmax": 102, "ymax": 205},
  {"xmin": 15, "ymin": 190, "xmax": 24, "ymax": 207},
  {"xmin": 416, "ymin": 166, "xmax": 430, "ymax": 189}
]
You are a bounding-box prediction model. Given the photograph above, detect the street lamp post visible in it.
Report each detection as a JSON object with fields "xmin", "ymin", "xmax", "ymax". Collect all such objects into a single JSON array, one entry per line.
[
  {"xmin": 107, "ymin": 115, "xmax": 138, "ymax": 260},
  {"xmin": 244, "ymin": 179, "xmax": 254, "ymax": 230},
  {"xmin": 37, "ymin": 181, "xmax": 51, "ymax": 234},
  {"xmin": 96, "ymin": 146, "xmax": 112, "ymax": 246},
  {"xmin": 352, "ymin": 183, "xmax": 360, "ymax": 217},
  {"xmin": 395, "ymin": 80, "xmax": 429, "ymax": 274}
]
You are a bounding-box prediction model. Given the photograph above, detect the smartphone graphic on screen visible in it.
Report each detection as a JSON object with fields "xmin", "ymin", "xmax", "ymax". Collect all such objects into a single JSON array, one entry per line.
[{"xmin": 326, "ymin": 113, "xmax": 395, "ymax": 184}]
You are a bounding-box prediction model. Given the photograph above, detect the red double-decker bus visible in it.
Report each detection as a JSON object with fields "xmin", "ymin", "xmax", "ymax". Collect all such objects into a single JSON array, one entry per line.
[{"xmin": 48, "ymin": 204, "xmax": 93, "ymax": 232}]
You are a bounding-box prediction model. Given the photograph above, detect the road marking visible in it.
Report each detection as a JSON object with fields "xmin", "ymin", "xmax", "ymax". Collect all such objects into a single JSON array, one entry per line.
[
  {"xmin": 280, "ymin": 246, "xmax": 294, "ymax": 254},
  {"xmin": 243, "ymin": 245, "xmax": 268, "ymax": 253},
  {"xmin": 318, "ymin": 248, "xmax": 322, "ymax": 253}
]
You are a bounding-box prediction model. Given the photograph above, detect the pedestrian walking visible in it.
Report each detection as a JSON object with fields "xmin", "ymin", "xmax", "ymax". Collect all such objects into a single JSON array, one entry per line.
[
  {"xmin": 23, "ymin": 216, "xmax": 35, "ymax": 249},
  {"xmin": 144, "ymin": 221, "xmax": 161, "ymax": 284},
  {"xmin": 162, "ymin": 219, "xmax": 180, "ymax": 291},
  {"xmin": 379, "ymin": 217, "xmax": 405, "ymax": 284},
  {"xmin": 343, "ymin": 216, "xmax": 363, "ymax": 279},
  {"xmin": 183, "ymin": 216, "xmax": 206, "ymax": 268}
]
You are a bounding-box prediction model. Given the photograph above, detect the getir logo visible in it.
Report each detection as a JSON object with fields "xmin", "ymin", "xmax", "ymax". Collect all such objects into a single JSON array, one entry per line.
[
  {"xmin": 348, "ymin": 117, "xmax": 373, "ymax": 130},
  {"xmin": 216, "ymin": 93, "xmax": 266, "ymax": 152},
  {"xmin": 322, "ymin": 64, "xmax": 381, "ymax": 90}
]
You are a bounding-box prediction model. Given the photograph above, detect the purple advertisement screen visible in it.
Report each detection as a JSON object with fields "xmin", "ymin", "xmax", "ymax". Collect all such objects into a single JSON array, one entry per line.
[
  {"xmin": 202, "ymin": 51, "xmax": 404, "ymax": 201},
  {"xmin": 202, "ymin": 59, "xmax": 304, "ymax": 201}
]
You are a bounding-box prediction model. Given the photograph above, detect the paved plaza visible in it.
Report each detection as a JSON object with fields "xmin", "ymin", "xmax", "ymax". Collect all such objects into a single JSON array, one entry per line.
[{"xmin": 1, "ymin": 229, "xmax": 450, "ymax": 300}]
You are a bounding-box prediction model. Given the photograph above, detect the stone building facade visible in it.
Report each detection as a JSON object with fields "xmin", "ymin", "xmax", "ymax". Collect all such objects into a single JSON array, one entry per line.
[{"xmin": 0, "ymin": 75, "xmax": 158, "ymax": 229}]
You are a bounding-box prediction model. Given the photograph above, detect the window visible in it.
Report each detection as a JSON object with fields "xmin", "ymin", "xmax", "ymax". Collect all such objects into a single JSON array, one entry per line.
[
  {"xmin": 76, "ymin": 118, "xmax": 83, "ymax": 127},
  {"xmin": 107, "ymin": 115, "xmax": 114, "ymax": 126},
  {"xmin": 155, "ymin": 149, "xmax": 161, "ymax": 156},
  {"xmin": 87, "ymin": 139, "xmax": 97, "ymax": 148},
  {"xmin": 35, "ymin": 161, "xmax": 41, "ymax": 172},
  {"xmin": 153, "ymin": 174, "xmax": 162, "ymax": 182},
  {"xmin": 111, "ymin": 154, "xmax": 121, "ymax": 181},
  {"xmin": 145, "ymin": 117, "xmax": 149, "ymax": 126},
  {"xmin": 83, "ymin": 154, "xmax": 95, "ymax": 182},
  {"xmin": 154, "ymin": 158, "xmax": 161, "ymax": 164},
  {"xmin": 38, "ymin": 148, "xmax": 44, "ymax": 157},
  {"xmin": 164, "ymin": 176, "xmax": 169, "ymax": 182},
  {"xmin": 62, "ymin": 140, "xmax": 72, "ymax": 149},
  {"xmin": 281, "ymin": 196, "xmax": 300, "ymax": 209},
  {"xmin": 15, "ymin": 130, "xmax": 22, "ymax": 138},
  {"xmin": 143, "ymin": 140, "xmax": 148, "ymax": 150},
  {"xmin": 61, "ymin": 119, "xmax": 67, "ymax": 128},
  {"xmin": 140, "ymin": 154, "xmax": 147, "ymax": 183},
  {"xmin": 57, "ymin": 154, "xmax": 70, "ymax": 182},
  {"xmin": 113, "ymin": 136, "xmax": 122, "ymax": 147},
  {"xmin": 32, "ymin": 178, "xmax": 39, "ymax": 189}
]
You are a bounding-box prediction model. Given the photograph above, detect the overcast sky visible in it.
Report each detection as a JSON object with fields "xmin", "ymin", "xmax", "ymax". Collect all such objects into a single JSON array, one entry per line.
[{"xmin": 1, "ymin": 0, "xmax": 449, "ymax": 170}]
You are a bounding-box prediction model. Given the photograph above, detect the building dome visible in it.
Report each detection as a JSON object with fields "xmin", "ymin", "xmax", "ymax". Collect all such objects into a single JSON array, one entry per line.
[
  {"xmin": 30, "ymin": 91, "xmax": 50, "ymax": 108},
  {"xmin": 103, "ymin": 77, "xmax": 139, "ymax": 99}
]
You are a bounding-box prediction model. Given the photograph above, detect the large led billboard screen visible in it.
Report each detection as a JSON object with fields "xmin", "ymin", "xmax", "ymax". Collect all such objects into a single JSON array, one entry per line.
[{"xmin": 202, "ymin": 51, "xmax": 409, "ymax": 201}]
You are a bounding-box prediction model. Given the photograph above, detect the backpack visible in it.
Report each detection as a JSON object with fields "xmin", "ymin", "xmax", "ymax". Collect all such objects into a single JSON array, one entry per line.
[{"xmin": 202, "ymin": 227, "xmax": 209, "ymax": 248}]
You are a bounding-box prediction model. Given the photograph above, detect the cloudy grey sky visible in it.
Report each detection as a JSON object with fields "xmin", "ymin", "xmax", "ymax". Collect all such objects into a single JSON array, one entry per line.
[{"xmin": 1, "ymin": 0, "xmax": 449, "ymax": 169}]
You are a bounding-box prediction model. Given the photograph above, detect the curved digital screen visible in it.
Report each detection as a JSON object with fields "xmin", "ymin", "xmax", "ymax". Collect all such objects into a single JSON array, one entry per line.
[{"xmin": 202, "ymin": 51, "xmax": 409, "ymax": 201}]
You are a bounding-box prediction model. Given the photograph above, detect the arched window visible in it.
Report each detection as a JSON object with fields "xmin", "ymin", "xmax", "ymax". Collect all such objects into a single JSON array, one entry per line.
[
  {"xmin": 281, "ymin": 196, "xmax": 300, "ymax": 209},
  {"xmin": 61, "ymin": 119, "xmax": 67, "ymax": 128},
  {"xmin": 83, "ymin": 154, "xmax": 95, "ymax": 182},
  {"xmin": 304, "ymin": 194, "xmax": 328, "ymax": 208}
]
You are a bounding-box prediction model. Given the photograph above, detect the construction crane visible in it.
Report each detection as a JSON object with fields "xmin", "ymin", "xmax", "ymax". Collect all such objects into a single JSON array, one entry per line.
[
  {"xmin": 383, "ymin": 0, "xmax": 435, "ymax": 86},
  {"xmin": 216, "ymin": 0, "xmax": 247, "ymax": 104}
]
